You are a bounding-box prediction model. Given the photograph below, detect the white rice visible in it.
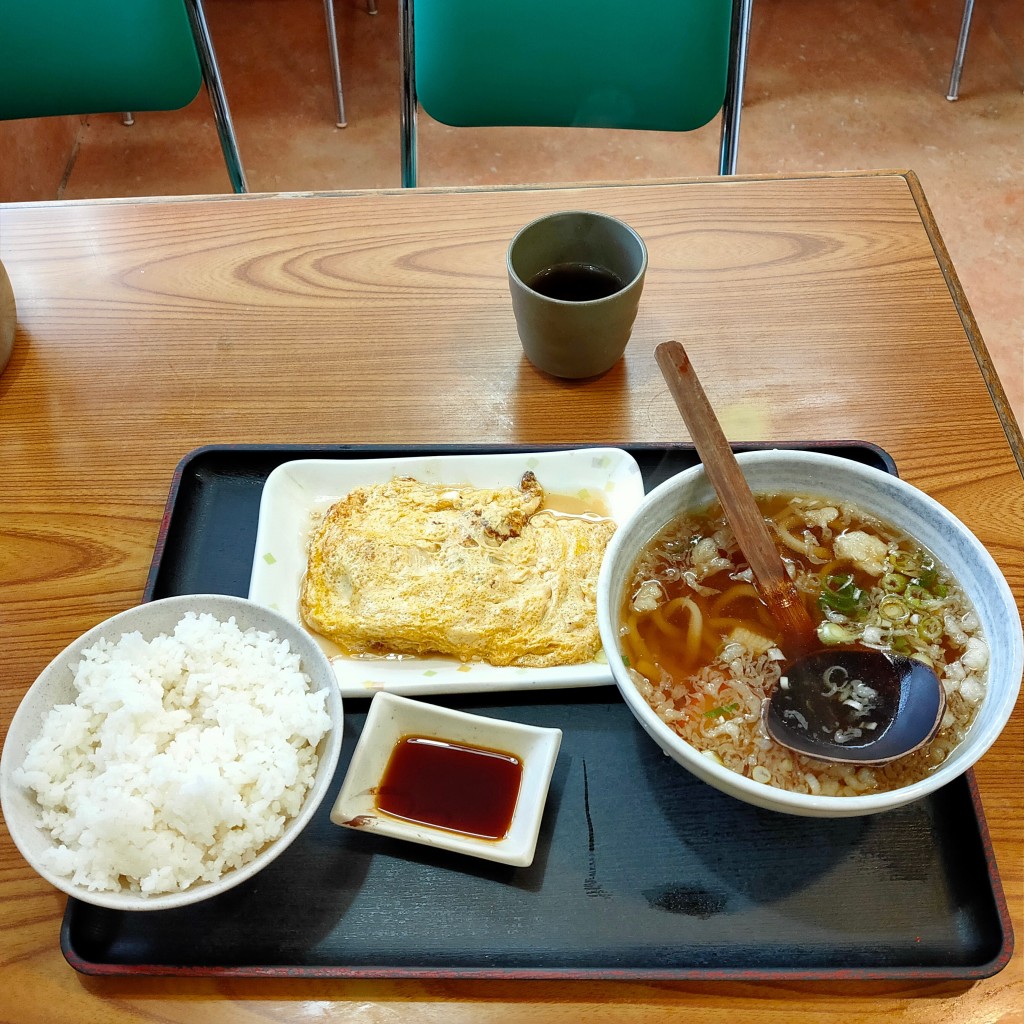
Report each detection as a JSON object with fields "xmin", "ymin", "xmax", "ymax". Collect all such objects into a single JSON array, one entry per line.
[{"xmin": 14, "ymin": 612, "xmax": 332, "ymax": 895}]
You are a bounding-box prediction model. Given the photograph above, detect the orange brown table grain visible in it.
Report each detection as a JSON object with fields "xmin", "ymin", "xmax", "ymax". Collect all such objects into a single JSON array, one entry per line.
[{"xmin": 1, "ymin": 172, "xmax": 1021, "ymax": 1024}]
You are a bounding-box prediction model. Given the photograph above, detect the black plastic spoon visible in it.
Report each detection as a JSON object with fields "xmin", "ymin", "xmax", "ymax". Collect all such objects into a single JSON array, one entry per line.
[{"xmin": 655, "ymin": 341, "xmax": 946, "ymax": 765}]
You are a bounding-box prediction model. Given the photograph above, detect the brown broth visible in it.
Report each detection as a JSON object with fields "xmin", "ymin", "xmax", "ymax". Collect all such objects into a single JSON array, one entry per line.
[
  {"xmin": 619, "ymin": 493, "xmax": 986, "ymax": 796},
  {"xmin": 539, "ymin": 490, "xmax": 611, "ymax": 518}
]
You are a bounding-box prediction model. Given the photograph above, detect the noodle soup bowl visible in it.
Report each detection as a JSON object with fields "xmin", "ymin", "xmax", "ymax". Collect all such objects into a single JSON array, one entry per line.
[{"xmin": 597, "ymin": 449, "xmax": 1022, "ymax": 817}]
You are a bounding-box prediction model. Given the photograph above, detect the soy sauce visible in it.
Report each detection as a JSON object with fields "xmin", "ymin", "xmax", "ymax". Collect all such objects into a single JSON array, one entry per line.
[
  {"xmin": 527, "ymin": 262, "xmax": 624, "ymax": 301},
  {"xmin": 376, "ymin": 735, "xmax": 523, "ymax": 840}
]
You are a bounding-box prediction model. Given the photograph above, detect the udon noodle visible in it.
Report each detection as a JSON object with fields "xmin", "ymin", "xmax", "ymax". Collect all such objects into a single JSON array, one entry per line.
[{"xmin": 619, "ymin": 493, "xmax": 988, "ymax": 796}]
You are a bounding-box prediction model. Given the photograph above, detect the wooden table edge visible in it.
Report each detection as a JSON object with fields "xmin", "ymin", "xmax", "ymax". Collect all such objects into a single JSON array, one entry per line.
[
  {"xmin": 6, "ymin": 170, "xmax": 1018, "ymax": 474},
  {"xmin": 900, "ymin": 170, "xmax": 1024, "ymax": 474}
]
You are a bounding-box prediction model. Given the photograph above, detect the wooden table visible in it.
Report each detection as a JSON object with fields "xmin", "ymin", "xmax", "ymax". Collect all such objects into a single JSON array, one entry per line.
[{"xmin": 1, "ymin": 171, "xmax": 1021, "ymax": 1022}]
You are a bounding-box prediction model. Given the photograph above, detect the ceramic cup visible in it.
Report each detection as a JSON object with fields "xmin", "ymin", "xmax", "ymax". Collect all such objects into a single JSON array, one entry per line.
[{"xmin": 506, "ymin": 210, "xmax": 647, "ymax": 379}]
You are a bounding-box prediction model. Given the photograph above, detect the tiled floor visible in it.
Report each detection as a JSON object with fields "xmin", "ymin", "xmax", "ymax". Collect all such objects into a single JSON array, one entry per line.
[{"xmin": 31, "ymin": 1, "xmax": 1024, "ymax": 426}]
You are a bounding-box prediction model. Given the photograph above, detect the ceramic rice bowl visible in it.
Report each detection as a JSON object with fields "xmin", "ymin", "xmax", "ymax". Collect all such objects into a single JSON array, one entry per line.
[{"xmin": 0, "ymin": 594, "xmax": 343, "ymax": 910}]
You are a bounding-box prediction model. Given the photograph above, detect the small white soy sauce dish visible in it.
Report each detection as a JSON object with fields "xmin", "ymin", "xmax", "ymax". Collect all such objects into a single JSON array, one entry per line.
[{"xmin": 331, "ymin": 692, "xmax": 561, "ymax": 867}]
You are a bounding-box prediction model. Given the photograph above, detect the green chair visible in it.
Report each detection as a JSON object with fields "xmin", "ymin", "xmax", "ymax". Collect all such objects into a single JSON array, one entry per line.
[
  {"xmin": 0, "ymin": 0, "xmax": 247, "ymax": 193},
  {"xmin": 399, "ymin": 0, "xmax": 753, "ymax": 188}
]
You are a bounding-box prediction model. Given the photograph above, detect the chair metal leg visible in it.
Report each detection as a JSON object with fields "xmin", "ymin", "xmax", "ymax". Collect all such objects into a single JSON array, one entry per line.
[
  {"xmin": 946, "ymin": 0, "xmax": 975, "ymax": 101},
  {"xmin": 324, "ymin": 0, "xmax": 347, "ymax": 127},
  {"xmin": 367, "ymin": 0, "xmax": 378, "ymax": 13},
  {"xmin": 121, "ymin": 112, "xmax": 135, "ymax": 126},
  {"xmin": 399, "ymin": 0, "xmax": 417, "ymax": 188},
  {"xmin": 185, "ymin": 0, "xmax": 248, "ymax": 193},
  {"xmin": 719, "ymin": 0, "xmax": 753, "ymax": 176}
]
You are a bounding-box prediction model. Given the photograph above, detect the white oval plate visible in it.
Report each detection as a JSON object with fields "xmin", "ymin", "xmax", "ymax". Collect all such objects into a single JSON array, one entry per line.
[{"xmin": 247, "ymin": 448, "xmax": 645, "ymax": 696}]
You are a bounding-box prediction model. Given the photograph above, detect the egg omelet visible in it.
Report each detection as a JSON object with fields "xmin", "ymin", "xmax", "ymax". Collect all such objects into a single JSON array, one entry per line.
[{"xmin": 299, "ymin": 472, "xmax": 615, "ymax": 667}]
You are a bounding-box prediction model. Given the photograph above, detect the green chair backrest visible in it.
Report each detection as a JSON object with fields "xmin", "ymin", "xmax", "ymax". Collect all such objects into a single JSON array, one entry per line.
[
  {"xmin": 413, "ymin": 0, "xmax": 734, "ymax": 133},
  {"xmin": 0, "ymin": 0, "xmax": 202, "ymax": 120}
]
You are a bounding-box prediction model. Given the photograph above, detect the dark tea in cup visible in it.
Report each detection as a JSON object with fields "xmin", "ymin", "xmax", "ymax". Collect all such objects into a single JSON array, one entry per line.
[{"xmin": 526, "ymin": 262, "xmax": 625, "ymax": 302}]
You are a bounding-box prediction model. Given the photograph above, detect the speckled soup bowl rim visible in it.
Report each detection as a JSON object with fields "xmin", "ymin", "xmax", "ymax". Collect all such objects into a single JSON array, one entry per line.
[
  {"xmin": 596, "ymin": 449, "xmax": 1023, "ymax": 818},
  {"xmin": 0, "ymin": 594, "xmax": 344, "ymax": 911}
]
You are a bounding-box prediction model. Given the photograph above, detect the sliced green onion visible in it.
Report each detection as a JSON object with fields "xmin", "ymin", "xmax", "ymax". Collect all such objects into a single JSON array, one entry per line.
[
  {"xmin": 880, "ymin": 572, "xmax": 908, "ymax": 593},
  {"xmin": 905, "ymin": 583, "xmax": 934, "ymax": 608},
  {"xmin": 879, "ymin": 595, "xmax": 911, "ymax": 622},
  {"xmin": 917, "ymin": 615, "xmax": 943, "ymax": 642},
  {"xmin": 892, "ymin": 551, "xmax": 920, "ymax": 574},
  {"xmin": 817, "ymin": 621, "xmax": 859, "ymax": 645},
  {"xmin": 703, "ymin": 702, "xmax": 740, "ymax": 719},
  {"xmin": 819, "ymin": 573, "xmax": 865, "ymax": 616},
  {"xmin": 894, "ymin": 550, "xmax": 940, "ymax": 590}
]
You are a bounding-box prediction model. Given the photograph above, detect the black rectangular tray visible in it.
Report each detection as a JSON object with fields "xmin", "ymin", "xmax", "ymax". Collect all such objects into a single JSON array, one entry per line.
[{"xmin": 61, "ymin": 442, "xmax": 1012, "ymax": 980}]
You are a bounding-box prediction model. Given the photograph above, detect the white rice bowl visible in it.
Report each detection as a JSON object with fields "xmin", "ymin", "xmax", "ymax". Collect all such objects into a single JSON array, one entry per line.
[{"xmin": 1, "ymin": 595, "xmax": 343, "ymax": 911}]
